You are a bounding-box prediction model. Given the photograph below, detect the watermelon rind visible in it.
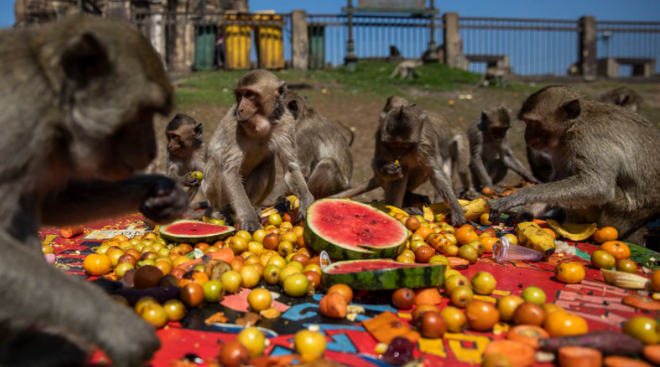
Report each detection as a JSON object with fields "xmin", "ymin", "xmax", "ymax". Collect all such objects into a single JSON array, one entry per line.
[
  {"xmin": 321, "ymin": 259, "xmax": 446, "ymax": 290},
  {"xmin": 304, "ymin": 199, "xmax": 408, "ymax": 260},
  {"xmin": 159, "ymin": 220, "xmax": 235, "ymax": 244}
]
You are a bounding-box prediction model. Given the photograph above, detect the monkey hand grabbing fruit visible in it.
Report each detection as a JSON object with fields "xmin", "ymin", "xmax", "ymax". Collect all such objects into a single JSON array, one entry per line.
[
  {"xmin": 0, "ymin": 14, "xmax": 188, "ymax": 366},
  {"xmin": 489, "ymin": 86, "xmax": 660, "ymax": 246},
  {"xmin": 203, "ymin": 70, "xmax": 315, "ymax": 232}
]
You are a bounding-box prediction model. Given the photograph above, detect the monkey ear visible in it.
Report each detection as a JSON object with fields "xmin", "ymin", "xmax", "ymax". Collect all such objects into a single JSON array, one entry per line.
[
  {"xmin": 287, "ymin": 100, "xmax": 300, "ymax": 120},
  {"xmin": 379, "ymin": 111, "xmax": 388, "ymax": 120},
  {"xmin": 61, "ymin": 32, "xmax": 111, "ymax": 86},
  {"xmin": 278, "ymin": 81, "xmax": 287, "ymax": 99},
  {"xmin": 194, "ymin": 123, "xmax": 203, "ymax": 139},
  {"xmin": 562, "ymin": 99, "xmax": 581, "ymax": 120},
  {"xmin": 617, "ymin": 94, "xmax": 630, "ymax": 106},
  {"xmin": 481, "ymin": 111, "xmax": 489, "ymax": 122}
]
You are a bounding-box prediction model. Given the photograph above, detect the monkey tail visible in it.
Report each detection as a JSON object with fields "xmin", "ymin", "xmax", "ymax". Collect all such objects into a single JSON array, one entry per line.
[{"xmin": 335, "ymin": 120, "xmax": 355, "ymax": 147}]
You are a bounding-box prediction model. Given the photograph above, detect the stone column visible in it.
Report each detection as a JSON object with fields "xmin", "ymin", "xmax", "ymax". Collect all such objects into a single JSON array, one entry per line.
[
  {"xmin": 579, "ymin": 16, "xmax": 597, "ymax": 81},
  {"xmin": 149, "ymin": 0, "xmax": 167, "ymax": 63},
  {"xmin": 105, "ymin": 0, "xmax": 131, "ymax": 21},
  {"xmin": 291, "ymin": 10, "xmax": 308, "ymax": 70},
  {"xmin": 443, "ymin": 12, "xmax": 461, "ymax": 68}
]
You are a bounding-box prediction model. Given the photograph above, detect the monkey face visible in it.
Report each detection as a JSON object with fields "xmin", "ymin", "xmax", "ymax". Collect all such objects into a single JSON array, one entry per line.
[
  {"xmin": 59, "ymin": 27, "xmax": 172, "ymax": 180},
  {"xmin": 385, "ymin": 141, "xmax": 417, "ymax": 160}
]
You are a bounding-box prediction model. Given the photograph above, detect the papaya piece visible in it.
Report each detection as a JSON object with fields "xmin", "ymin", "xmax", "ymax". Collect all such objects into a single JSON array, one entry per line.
[
  {"xmin": 483, "ymin": 340, "xmax": 535, "ymax": 367},
  {"xmin": 447, "ymin": 257, "xmax": 470, "ymax": 269},
  {"xmin": 175, "ymin": 248, "xmax": 234, "ymax": 272},
  {"xmin": 623, "ymin": 294, "xmax": 660, "ymax": 311},
  {"xmin": 507, "ymin": 325, "xmax": 550, "ymax": 349},
  {"xmin": 558, "ymin": 347, "xmax": 602, "ymax": 367},
  {"xmin": 362, "ymin": 311, "xmax": 419, "ymax": 344},
  {"xmin": 604, "ymin": 356, "xmax": 652, "ymax": 367}
]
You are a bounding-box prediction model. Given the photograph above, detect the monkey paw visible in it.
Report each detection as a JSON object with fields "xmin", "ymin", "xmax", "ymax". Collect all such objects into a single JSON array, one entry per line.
[
  {"xmin": 489, "ymin": 198, "xmax": 516, "ymax": 223},
  {"xmin": 237, "ymin": 215, "xmax": 262, "ymax": 233},
  {"xmin": 96, "ymin": 303, "xmax": 161, "ymax": 367},
  {"xmin": 140, "ymin": 177, "xmax": 188, "ymax": 223},
  {"xmin": 183, "ymin": 176, "xmax": 201, "ymax": 188}
]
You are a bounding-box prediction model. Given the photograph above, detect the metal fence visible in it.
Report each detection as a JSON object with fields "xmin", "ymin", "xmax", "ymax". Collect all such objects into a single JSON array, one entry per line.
[
  {"xmin": 132, "ymin": 11, "xmax": 291, "ymax": 71},
  {"xmin": 596, "ymin": 21, "xmax": 660, "ymax": 76},
  {"xmin": 458, "ymin": 17, "xmax": 580, "ymax": 76},
  {"xmin": 307, "ymin": 14, "xmax": 442, "ymax": 68}
]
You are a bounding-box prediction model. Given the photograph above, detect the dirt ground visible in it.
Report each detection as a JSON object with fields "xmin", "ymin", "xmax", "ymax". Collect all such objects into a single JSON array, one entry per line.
[{"xmin": 151, "ymin": 67, "xmax": 660, "ymax": 204}]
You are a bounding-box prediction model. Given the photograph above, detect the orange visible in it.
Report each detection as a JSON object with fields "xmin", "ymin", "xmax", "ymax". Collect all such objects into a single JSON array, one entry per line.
[
  {"xmin": 481, "ymin": 237, "xmax": 499, "ymax": 254},
  {"xmin": 593, "ymin": 226, "xmax": 618, "ymax": 244},
  {"xmin": 651, "ymin": 269, "xmax": 660, "ymax": 292},
  {"xmin": 327, "ymin": 284, "xmax": 354, "ymax": 303},
  {"xmin": 414, "ymin": 227, "xmax": 434, "ymax": 241},
  {"xmin": 415, "ymin": 287, "xmax": 442, "ymax": 305},
  {"xmin": 544, "ymin": 311, "xmax": 588, "ymax": 337},
  {"xmin": 542, "ymin": 228, "xmax": 557, "ymax": 240},
  {"xmin": 555, "ymin": 262, "xmax": 586, "ymax": 284},
  {"xmin": 456, "ymin": 226, "xmax": 479, "ymax": 246},
  {"xmin": 83, "ymin": 254, "xmax": 112, "ymax": 276},
  {"xmin": 601, "ymin": 241, "xmax": 631, "ymax": 261}
]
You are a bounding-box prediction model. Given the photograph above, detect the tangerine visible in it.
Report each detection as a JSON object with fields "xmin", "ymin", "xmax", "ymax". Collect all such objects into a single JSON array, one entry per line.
[
  {"xmin": 466, "ymin": 300, "xmax": 500, "ymax": 331},
  {"xmin": 481, "ymin": 237, "xmax": 499, "ymax": 254},
  {"xmin": 83, "ymin": 254, "xmax": 112, "ymax": 276},
  {"xmin": 456, "ymin": 226, "xmax": 479, "ymax": 245},
  {"xmin": 555, "ymin": 262, "xmax": 586, "ymax": 284},
  {"xmin": 652, "ymin": 269, "xmax": 660, "ymax": 292},
  {"xmin": 544, "ymin": 311, "xmax": 588, "ymax": 337},
  {"xmin": 593, "ymin": 226, "xmax": 619, "ymax": 243},
  {"xmin": 414, "ymin": 227, "xmax": 434, "ymax": 241},
  {"xmin": 601, "ymin": 241, "xmax": 631, "ymax": 261},
  {"xmin": 327, "ymin": 284, "xmax": 353, "ymax": 303}
]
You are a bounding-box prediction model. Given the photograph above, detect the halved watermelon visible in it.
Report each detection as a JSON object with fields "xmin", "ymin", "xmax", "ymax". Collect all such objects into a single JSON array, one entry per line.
[
  {"xmin": 159, "ymin": 220, "xmax": 234, "ymax": 244},
  {"xmin": 322, "ymin": 259, "xmax": 446, "ymax": 290},
  {"xmin": 304, "ymin": 199, "xmax": 408, "ymax": 260}
]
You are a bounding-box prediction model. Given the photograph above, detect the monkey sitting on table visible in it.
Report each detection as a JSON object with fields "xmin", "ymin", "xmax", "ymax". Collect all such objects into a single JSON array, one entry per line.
[
  {"xmin": 332, "ymin": 101, "xmax": 467, "ymax": 225},
  {"xmin": 165, "ymin": 113, "xmax": 207, "ymax": 210},
  {"xmin": 468, "ymin": 105, "xmax": 539, "ymax": 191},
  {"xmin": 490, "ymin": 86, "xmax": 660, "ymax": 246},
  {"xmin": 0, "ymin": 14, "xmax": 187, "ymax": 367},
  {"xmin": 202, "ymin": 70, "xmax": 315, "ymax": 231}
]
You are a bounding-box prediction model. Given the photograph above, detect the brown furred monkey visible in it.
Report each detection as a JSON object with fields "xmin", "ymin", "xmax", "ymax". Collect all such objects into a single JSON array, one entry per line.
[
  {"xmin": 468, "ymin": 105, "xmax": 539, "ymax": 190},
  {"xmin": 490, "ymin": 86, "xmax": 660, "ymax": 245},
  {"xmin": 165, "ymin": 113, "xmax": 207, "ymax": 207},
  {"xmin": 332, "ymin": 103, "xmax": 467, "ymax": 226},
  {"xmin": 0, "ymin": 14, "xmax": 187, "ymax": 367},
  {"xmin": 599, "ymin": 86, "xmax": 642, "ymax": 112},
  {"xmin": 202, "ymin": 70, "xmax": 314, "ymax": 232},
  {"xmin": 265, "ymin": 92, "xmax": 353, "ymax": 201},
  {"xmin": 526, "ymin": 146, "xmax": 553, "ymax": 183}
]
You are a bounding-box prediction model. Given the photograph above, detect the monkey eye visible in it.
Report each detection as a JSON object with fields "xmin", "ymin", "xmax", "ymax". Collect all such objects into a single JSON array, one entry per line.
[{"xmin": 244, "ymin": 90, "xmax": 255, "ymax": 99}]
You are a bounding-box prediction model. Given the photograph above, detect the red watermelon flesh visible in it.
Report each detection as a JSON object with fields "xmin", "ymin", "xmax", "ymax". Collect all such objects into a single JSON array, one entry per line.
[
  {"xmin": 308, "ymin": 200, "xmax": 406, "ymax": 251},
  {"xmin": 324, "ymin": 259, "xmax": 423, "ymax": 274},
  {"xmin": 164, "ymin": 222, "xmax": 231, "ymax": 236}
]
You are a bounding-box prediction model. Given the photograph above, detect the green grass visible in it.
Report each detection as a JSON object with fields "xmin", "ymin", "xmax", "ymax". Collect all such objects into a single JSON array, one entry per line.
[{"xmin": 174, "ymin": 61, "xmax": 492, "ymax": 108}]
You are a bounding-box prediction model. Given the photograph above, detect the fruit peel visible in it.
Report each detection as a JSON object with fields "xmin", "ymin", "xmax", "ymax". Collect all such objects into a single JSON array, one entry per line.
[{"xmin": 546, "ymin": 219, "xmax": 597, "ymax": 241}]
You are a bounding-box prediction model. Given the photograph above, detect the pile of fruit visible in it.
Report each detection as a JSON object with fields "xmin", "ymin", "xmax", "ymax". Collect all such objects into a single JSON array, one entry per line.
[{"xmin": 61, "ymin": 197, "xmax": 660, "ymax": 366}]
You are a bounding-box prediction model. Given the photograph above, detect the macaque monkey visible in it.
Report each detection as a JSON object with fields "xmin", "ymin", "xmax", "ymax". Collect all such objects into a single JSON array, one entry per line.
[
  {"xmin": 490, "ymin": 86, "xmax": 660, "ymax": 245},
  {"xmin": 333, "ymin": 99, "xmax": 467, "ymax": 225},
  {"xmin": 0, "ymin": 14, "xmax": 187, "ymax": 366},
  {"xmin": 477, "ymin": 66, "xmax": 512, "ymax": 88},
  {"xmin": 202, "ymin": 70, "xmax": 314, "ymax": 231},
  {"xmin": 599, "ymin": 87, "xmax": 642, "ymax": 112},
  {"xmin": 468, "ymin": 105, "xmax": 539, "ymax": 190},
  {"xmin": 165, "ymin": 114, "xmax": 207, "ymax": 207},
  {"xmin": 389, "ymin": 59, "xmax": 423, "ymax": 79},
  {"xmin": 526, "ymin": 146, "xmax": 553, "ymax": 183},
  {"xmin": 266, "ymin": 92, "xmax": 353, "ymax": 201}
]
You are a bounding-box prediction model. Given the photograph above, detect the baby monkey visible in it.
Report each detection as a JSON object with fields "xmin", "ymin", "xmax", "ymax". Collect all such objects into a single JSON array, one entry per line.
[{"xmin": 165, "ymin": 113, "xmax": 207, "ymax": 208}]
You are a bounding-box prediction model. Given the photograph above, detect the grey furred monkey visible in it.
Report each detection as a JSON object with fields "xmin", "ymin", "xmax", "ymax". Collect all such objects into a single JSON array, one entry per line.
[
  {"xmin": 490, "ymin": 86, "xmax": 660, "ymax": 246},
  {"xmin": 202, "ymin": 70, "xmax": 314, "ymax": 232},
  {"xmin": 0, "ymin": 14, "xmax": 187, "ymax": 367}
]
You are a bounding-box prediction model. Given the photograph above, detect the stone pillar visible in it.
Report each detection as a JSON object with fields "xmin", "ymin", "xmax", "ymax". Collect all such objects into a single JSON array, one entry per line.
[
  {"xmin": 149, "ymin": 0, "xmax": 167, "ymax": 62},
  {"xmin": 291, "ymin": 10, "xmax": 308, "ymax": 70},
  {"xmin": 423, "ymin": 0, "xmax": 439, "ymax": 63},
  {"xmin": 344, "ymin": 0, "xmax": 357, "ymax": 71},
  {"xmin": 105, "ymin": 0, "xmax": 131, "ymax": 21},
  {"xmin": 579, "ymin": 16, "xmax": 597, "ymax": 81},
  {"xmin": 443, "ymin": 12, "xmax": 461, "ymax": 68}
]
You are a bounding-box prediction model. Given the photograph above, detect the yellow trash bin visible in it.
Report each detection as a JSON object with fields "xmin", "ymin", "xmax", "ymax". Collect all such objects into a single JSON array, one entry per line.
[
  {"xmin": 254, "ymin": 13, "xmax": 285, "ymax": 69},
  {"xmin": 224, "ymin": 14, "xmax": 252, "ymax": 70}
]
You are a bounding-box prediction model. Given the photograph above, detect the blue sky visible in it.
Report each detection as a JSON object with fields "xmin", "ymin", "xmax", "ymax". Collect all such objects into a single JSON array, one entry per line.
[{"xmin": 1, "ymin": 0, "xmax": 659, "ymax": 27}]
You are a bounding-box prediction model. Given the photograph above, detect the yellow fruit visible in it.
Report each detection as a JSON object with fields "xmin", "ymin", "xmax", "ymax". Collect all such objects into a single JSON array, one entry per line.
[
  {"xmin": 555, "ymin": 262, "xmax": 586, "ymax": 284},
  {"xmin": 237, "ymin": 327, "xmax": 266, "ymax": 357}
]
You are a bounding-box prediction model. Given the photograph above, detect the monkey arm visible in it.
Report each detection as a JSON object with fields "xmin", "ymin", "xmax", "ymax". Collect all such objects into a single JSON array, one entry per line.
[
  {"xmin": 263, "ymin": 181, "xmax": 290, "ymax": 205},
  {"xmin": 490, "ymin": 172, "xmax": 616, "ymax": 219},
  {"xmin": 330, "ymin": 178, "xmax": 379, "ymax": 199},
  {"xmin": 40, "ymin": 175, "xmax": 187, "ymax": 226},
  {"xmin": 502, "ymin": 146, "xmax": 539, "ymax": 183},
  {"xmin": 421, "ymin": 159, "xmax": 466, "ymax": 226},
  {"xmin": 274, "ymin": 139, "xmax": 315, "ymax": 217},
  {"xmin": 468, "ymin": 133, "xmax": 494, "ymax": 188}
]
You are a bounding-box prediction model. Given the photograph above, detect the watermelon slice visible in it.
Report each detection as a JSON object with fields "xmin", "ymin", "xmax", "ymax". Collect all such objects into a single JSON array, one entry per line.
[
  {"xmin": 322, "ymin": 259, "xmax": 446, "ymax": 290},
  {"xmin": 304, "ymin": 199, "xmax": 408, "ymax": 260},
  {"xmin": 159, "ymin": 220, "xmax": 234, "ymax": 244}
]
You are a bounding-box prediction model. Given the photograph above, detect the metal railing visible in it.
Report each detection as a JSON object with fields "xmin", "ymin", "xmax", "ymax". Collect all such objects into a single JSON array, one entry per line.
[
  {"xmin": 596, "ymin": 20, "xmax": 660, "ymax": 76},
  {"xmin": 458, "ymin": 17, "xmax": 580, "ymax": 76}
]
